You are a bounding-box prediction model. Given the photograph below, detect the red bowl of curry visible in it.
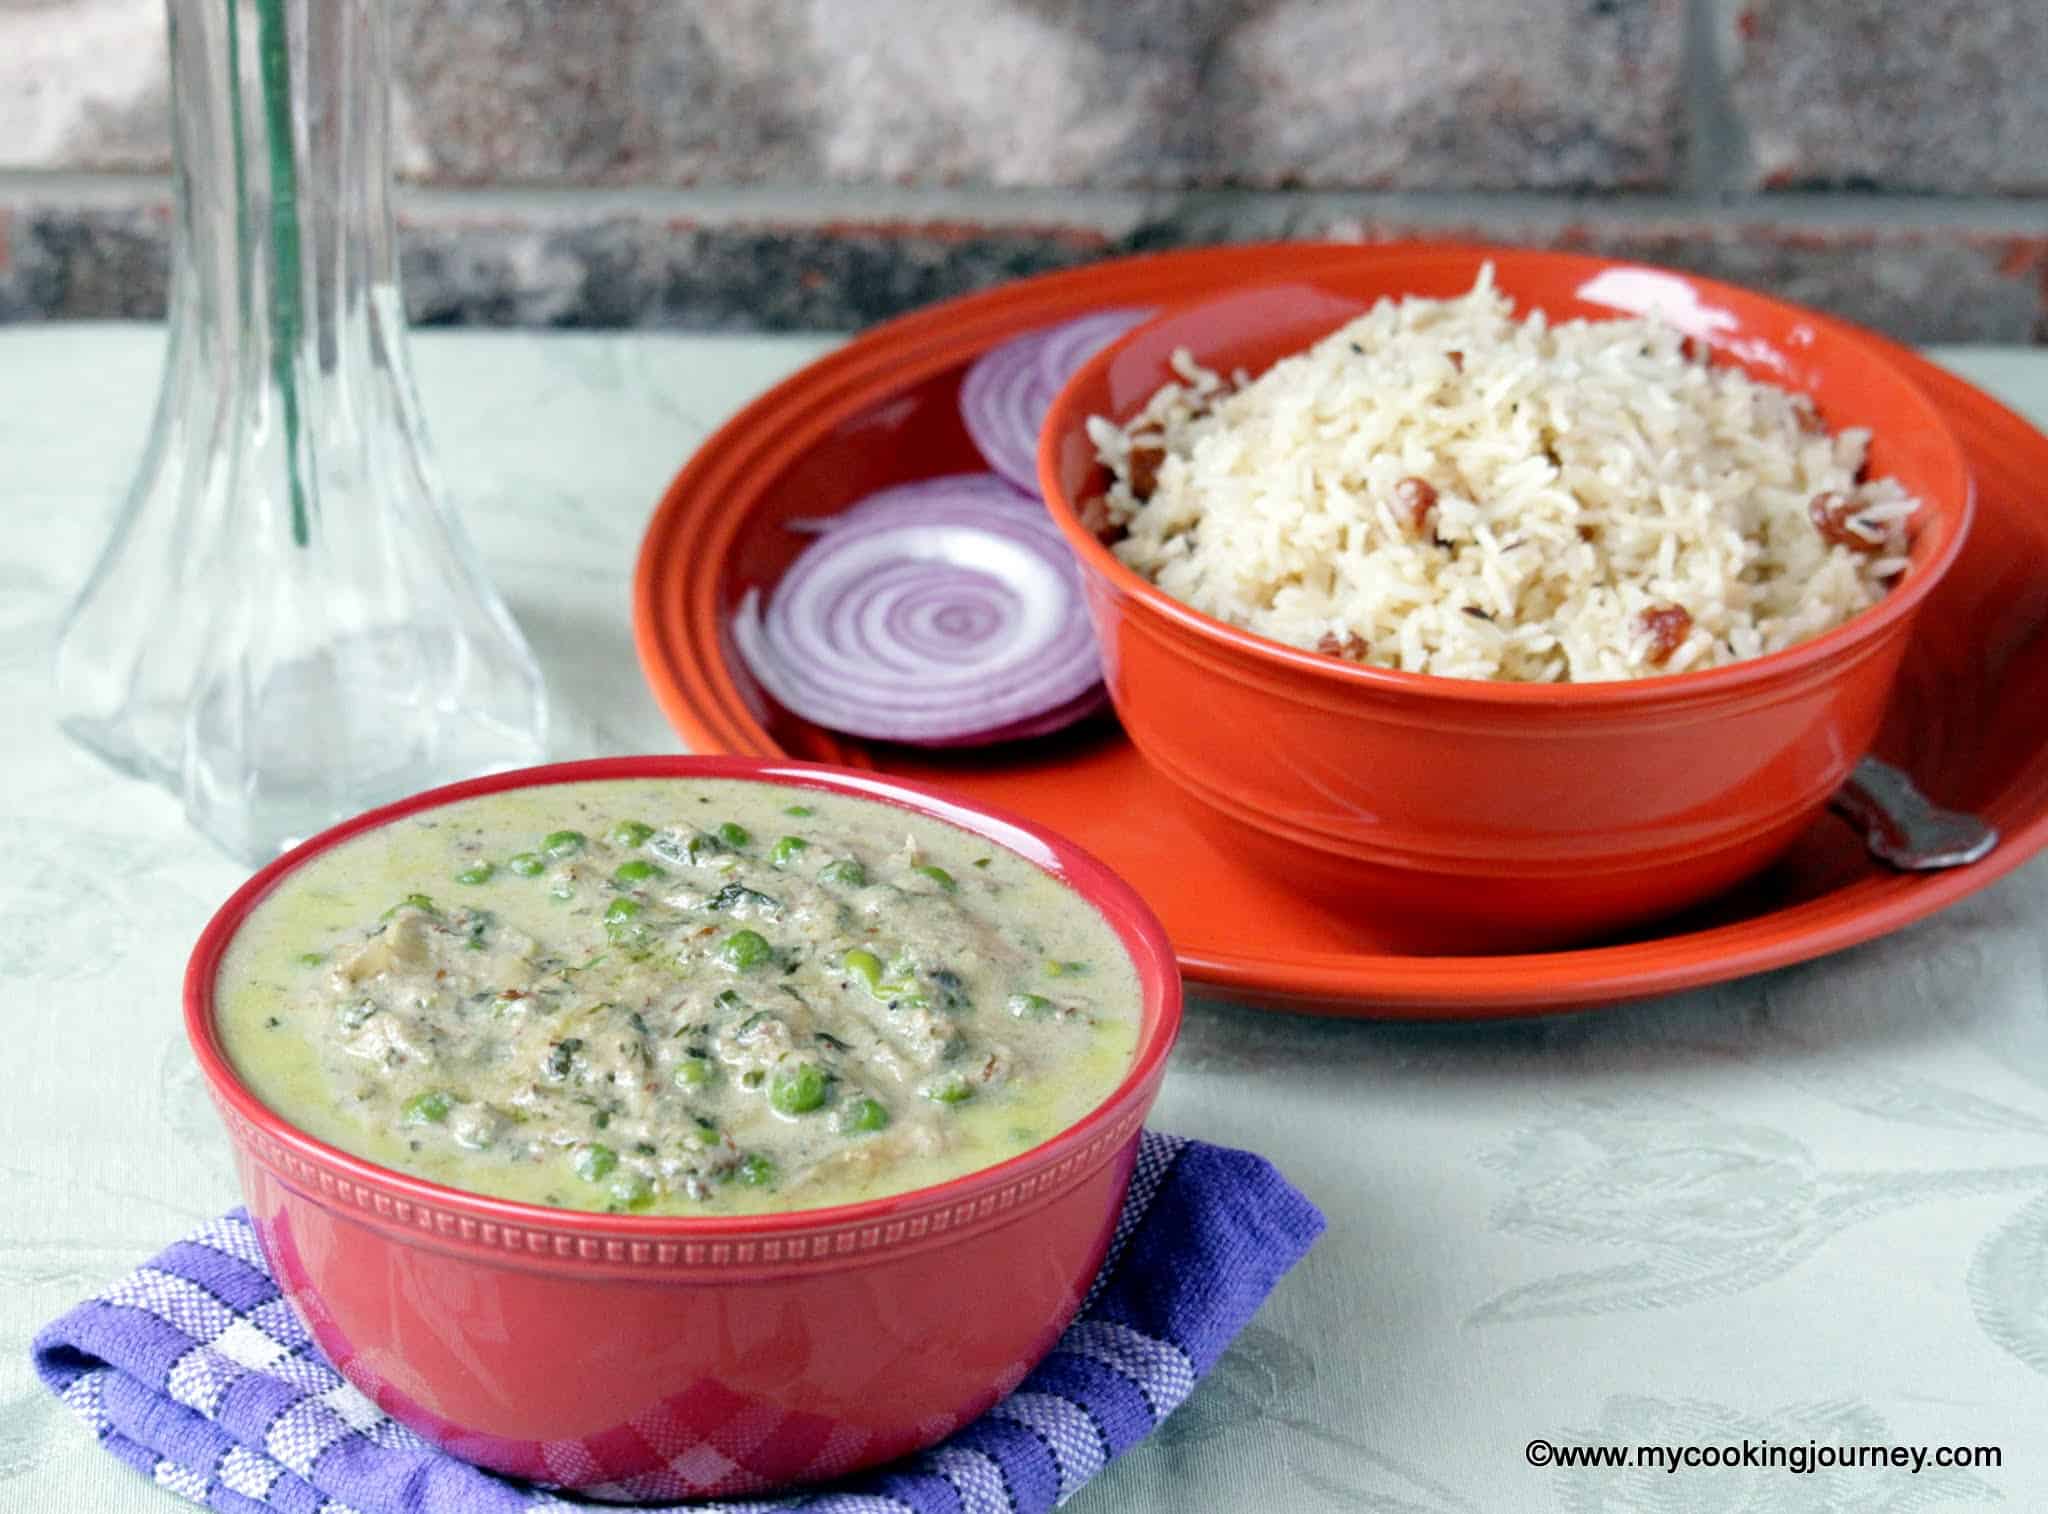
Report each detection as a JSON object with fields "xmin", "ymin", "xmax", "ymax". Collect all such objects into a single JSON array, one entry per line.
[{"xmin": 183, "ymin": 755, "xmax": 1181, "ymax": 1501}]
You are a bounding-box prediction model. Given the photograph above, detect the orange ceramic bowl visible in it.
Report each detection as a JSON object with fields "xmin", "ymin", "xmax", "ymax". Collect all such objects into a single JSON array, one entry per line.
[
  {"xmin": 1038, "ymin": 248, "xmax": 1974, "ymax": 950},
  {"xmin": 184, "ymin": 756, "xmax": 1181, "ymax": 1501}
]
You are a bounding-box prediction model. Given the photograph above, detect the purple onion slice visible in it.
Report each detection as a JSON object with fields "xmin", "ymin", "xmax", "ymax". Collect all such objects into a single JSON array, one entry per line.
[
  {"xmin": 959, "ymin": 308, "xmax": 1151, "ymax": 494},
  {"xmin": 734, "ymin": 473, "xmax": 1105, "ymax": 747}
]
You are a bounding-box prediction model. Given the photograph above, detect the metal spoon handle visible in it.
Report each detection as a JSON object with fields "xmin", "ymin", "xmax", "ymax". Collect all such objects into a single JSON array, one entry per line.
[{"xmin": 1830, "ymin": 756, "xmax": 1999, "ymax": 870}]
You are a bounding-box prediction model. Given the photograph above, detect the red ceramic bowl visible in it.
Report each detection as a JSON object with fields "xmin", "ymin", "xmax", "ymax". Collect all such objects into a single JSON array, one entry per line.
[
  {"xmin": 1038, "ymin": 247, "xmax": 1974, "ymax": 950},
  {"xmin": 183, "ymin": 756, "xmax": 1181, "ymax": 1502}
]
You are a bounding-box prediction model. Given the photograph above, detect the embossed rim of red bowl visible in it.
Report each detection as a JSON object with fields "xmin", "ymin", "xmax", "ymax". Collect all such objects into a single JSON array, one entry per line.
[
  {"xmin": 183, "ymin": 755, "xmax": 1182, "ymax": 1255},
  {"xmin": 1037, "ymin": 247, "xmax": 1975, "ymax": 709}
]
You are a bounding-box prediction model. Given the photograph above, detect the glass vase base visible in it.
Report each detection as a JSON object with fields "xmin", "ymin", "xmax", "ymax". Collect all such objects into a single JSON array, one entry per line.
[{"xmin": 65, "ymin": 622, "xmax": 548, "ymax": 867}]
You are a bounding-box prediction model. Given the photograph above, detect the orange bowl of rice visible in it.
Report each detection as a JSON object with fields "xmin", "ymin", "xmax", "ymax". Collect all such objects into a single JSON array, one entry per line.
[{"xmin": 1036, "ymin": 246, "xmax": 1973, "ymax": 950}]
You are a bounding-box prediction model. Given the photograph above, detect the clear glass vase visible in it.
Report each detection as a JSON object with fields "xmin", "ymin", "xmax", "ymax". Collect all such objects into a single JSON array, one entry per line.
[{"xmin": 53, "ymin": 0, "xmax": 548, "ymax": 865}]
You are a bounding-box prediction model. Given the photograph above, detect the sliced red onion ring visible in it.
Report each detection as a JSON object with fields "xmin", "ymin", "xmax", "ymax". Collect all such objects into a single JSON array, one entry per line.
[
  {"xmin": 960, "ymin": 308, "xmax": 1151, "ymax": 494},
  {"xmin": 734, "ymin": 473, "xmax": 1105, "ymax": 747},
  {"xmin": 784, "ymin": 474, "xmax": 1055, "ymax": 537}
]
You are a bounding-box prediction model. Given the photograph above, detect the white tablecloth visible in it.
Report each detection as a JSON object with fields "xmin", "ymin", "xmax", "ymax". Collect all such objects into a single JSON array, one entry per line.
[{"xmin": 5, "ymin": 325, "xmax": 2045, "ymax": 1514}]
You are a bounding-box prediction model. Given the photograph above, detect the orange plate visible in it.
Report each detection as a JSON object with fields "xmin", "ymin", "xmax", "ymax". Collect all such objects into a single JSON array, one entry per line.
[{"xmin": 633, "ymin": 243, "xmax": 2048, "ymax": 1018}]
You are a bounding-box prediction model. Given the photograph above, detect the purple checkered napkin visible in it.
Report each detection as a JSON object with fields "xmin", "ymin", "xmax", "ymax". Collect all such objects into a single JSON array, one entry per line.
[{"xmin": 33, "ymin": 1131, "xmax": 1323, "ymax": 1512}]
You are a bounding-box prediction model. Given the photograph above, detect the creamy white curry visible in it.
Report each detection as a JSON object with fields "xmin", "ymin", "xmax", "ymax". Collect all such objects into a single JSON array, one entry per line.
[{"xmin": 215, "ymin": 779, "xmax": 1140, "ymax": 1215}]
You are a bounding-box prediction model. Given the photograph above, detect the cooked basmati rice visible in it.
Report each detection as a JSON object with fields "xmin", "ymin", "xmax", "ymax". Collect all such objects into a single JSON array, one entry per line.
[{"xmin": 1087, "ymin": 266, "xmax": 1918, "ymax": 682}]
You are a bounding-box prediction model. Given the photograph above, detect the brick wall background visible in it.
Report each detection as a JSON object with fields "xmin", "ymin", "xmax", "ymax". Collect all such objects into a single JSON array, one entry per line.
[{"xmin": 4, "ymin": 0, "xmax": 2047, "ymax": 341}]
